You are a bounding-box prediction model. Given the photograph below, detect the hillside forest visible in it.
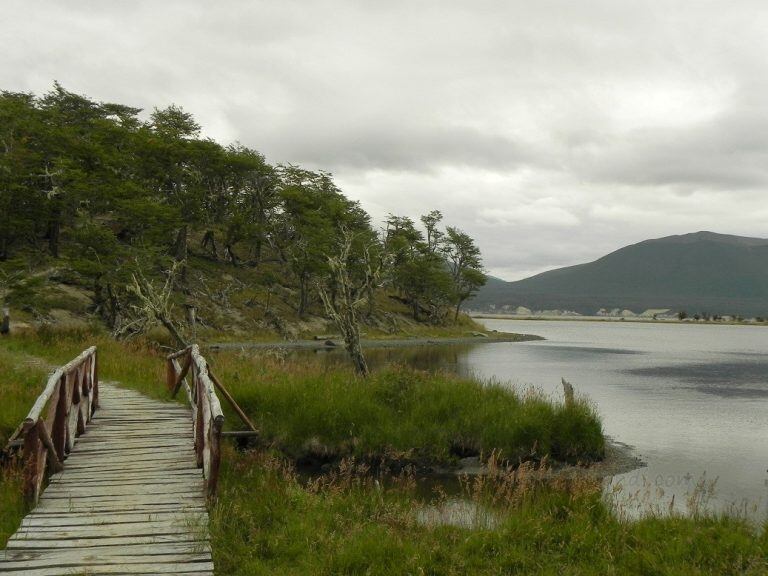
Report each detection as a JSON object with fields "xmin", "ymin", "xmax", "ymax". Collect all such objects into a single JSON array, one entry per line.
[{"xmin": 0, "ymin": 84, "xmax": 486, "ymax": 347}]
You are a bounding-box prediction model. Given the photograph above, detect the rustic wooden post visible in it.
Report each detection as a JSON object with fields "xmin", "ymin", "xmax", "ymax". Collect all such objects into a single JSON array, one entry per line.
[
  {"xmin": 207, "ymin": 416, "xmax": 223, "ymax": 497},
  {"xmin": 64, "ymin": 372, "xmax": 77, "ymax": 453},
  {"xmin": 166, "ymin": 358, "xmax": 177, "ymax": 392},
  {"xmin": 36, "ymin": 420, "xmax": 63, "ymax": 474},
  {"xmin": 51, "ymin": 375, "xmax": 68, "ymax": 462},
  {"xmin": 171, "ymin": 355, "xmax": 191, "ymax": 398},
  {"xmin": 562, "ymin": 378, "xmax": 575, "ymax": 408},
  {"xmin": 195, "ymin": 371, "xmax": 205, "ymax": 468},
  {"xmin": 92, "ymin": 352, "xmax": 99, "ymax": 411},
  {"xmin": 75, "ymin": 367, "xmax": 86, "ymax": 436},
  {"xmin": 82, "ymin": 360, "xmax": 93, "ymax": 426},
  {"xmin": 22, "ymin": 419, "xmax": 44, "ymax": 504},
  {"xmin": 201, "ymin": 393, "xmax": 211, "ymax": 478}
]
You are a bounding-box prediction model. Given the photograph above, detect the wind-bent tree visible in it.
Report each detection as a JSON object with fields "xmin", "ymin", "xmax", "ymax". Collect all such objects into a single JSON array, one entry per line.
[
  {"xmin": 386, "ymin": 214, "xmax": 454, "ymax": 322},
  {"xmin": 444, "ymin": 226, "xmax": 486, "ymax": 321},
  {"xmin": 421, "ymin": 210, "xmax": 444, "ymax": 254},
  {"xmin": 0, "ymin": 92, "xmax": 44, "ymax": 259},
  {"xmin": 144, "ymin": 105, "xmax": 205, "ymax": 279},
  {"xmin": 221, "ymin": 145, "xmax": 279, "ymax": 265},
  {"xmin": 278, "ymin": 166, "xmax": 370, "ymax": 317}
]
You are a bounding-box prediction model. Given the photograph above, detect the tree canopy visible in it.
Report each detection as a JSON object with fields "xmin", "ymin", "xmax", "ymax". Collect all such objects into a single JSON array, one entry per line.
[{"xmin": 0, "ymin": 84, "xmax": 485, "ymax": 330}]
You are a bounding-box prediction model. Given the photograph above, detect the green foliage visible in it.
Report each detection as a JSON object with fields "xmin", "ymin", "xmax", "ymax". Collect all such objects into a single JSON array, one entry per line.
[
  {"xmin": 277, "ymin": 166, "xmax": 373, "ymax": 316},
  {"xmin": 385, "ymin": 212, "xmax": 486, "ymax": 323},
  {"xmin": 444, "ymin": 225, "xmax": 486, "ymax": 319},
  {"xmin": 386, "ymin": 214, "xmax": 449, "ymax": 322},
  {"xmin": 0, "ymin": 465, "xmax": 25, "ymax": 548},
  {"xmin": 0, "ymin": 84, "xmax": 488, "ymax": 332}
]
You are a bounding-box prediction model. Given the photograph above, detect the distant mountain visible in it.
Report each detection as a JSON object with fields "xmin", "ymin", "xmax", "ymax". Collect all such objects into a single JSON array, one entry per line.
[{"xmin": 471, "ymin": 232, "xmax": 768, "ymax": 317}]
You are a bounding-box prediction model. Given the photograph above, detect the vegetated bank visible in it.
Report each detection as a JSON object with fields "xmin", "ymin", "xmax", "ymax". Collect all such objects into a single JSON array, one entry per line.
[
  {"xmin": 2, "ymin": 328, "xmax": 766, "ymax": 574},
  {"xmin": 207, "ymin": 329, "xmax": 543, "ymax": 352}
]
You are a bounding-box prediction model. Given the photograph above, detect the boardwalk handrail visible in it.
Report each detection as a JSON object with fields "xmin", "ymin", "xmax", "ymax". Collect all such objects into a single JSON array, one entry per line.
[
  {"xmin": 166, "ymin": 345, "xmax": 224, "ymax": 496},
  {"xmin": 17, "ymin": 346, "xmax": 99, "ymax": 504}
]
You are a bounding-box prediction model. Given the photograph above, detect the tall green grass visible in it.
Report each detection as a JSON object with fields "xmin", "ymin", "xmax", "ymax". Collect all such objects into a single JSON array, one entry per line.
[
  {"xmin": 0, "ymin": 347, "xmax": 51, "ymax": 446},
  {"xmin": 0, "ymin": 325, "xmax": 175, "ymax": 401},
  {"xmin": 0, "ymin": 466, "xmax": 25, "ymax": 548},
  {"xmin": 210, "ymin": 447, "xmax": 768, "ymax": 575},
  {"xmin": 0, "ymin": 347, "xmax": 52, "ymax": 546},
  {"xmin": 210, "ymin": 352, "xmax": 604, "ymax": 465}
]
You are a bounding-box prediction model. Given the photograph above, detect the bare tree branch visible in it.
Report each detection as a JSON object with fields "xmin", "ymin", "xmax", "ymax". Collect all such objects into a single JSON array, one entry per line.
[{"xmin": 112, "ymin": 260, "xmax": 188, "ymax": 347}]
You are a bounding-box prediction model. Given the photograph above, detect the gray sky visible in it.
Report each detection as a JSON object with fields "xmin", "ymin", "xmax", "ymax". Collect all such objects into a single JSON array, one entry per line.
[{"xmin": 4, "ymin": 1, "xmax": 768, "ymax": 280}]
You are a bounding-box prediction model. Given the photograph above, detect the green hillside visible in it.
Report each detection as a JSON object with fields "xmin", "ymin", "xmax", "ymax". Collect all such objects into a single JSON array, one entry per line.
[{"xmin": 471, "ymin": 232, "xmax": 768, "ymax": 317}]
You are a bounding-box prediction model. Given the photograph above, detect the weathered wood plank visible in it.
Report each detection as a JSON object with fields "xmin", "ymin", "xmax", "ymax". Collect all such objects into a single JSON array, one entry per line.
[
  {"xmin": 29, "ymin": 504, "xmax": 207, "ymax": 516},
  {"xmin": 13, "ymin": 520, "xmax": 202, "ymax": 539},
  {"xmin": 51, "ymin": 464, "xmax": 200, "ymax": 477},
  {"xmin": 0, "ymin": 561, "xmax": 214, "ymax": 575},
  {"xmin": 1, "ymin": 543, "xmax": 210, "ymax": 560},
  {"xmin": 42, "ymin": 483, "xmax": 203, "ymax": 499},
  {"xmin": 21, "ymin": 512, "xmax": 206, "ymax": 528},
  {"xmin": 62, "ymin": 454, "xmax": 197, "ymax": 467},
  {"xmin": 67, "ymin": 441, "xmax": 193, "ymax": 454},
  {"xmin": 0, "ymin": 553, "xmax": 212, "ymax": 571},
  {"xmin": 47, "ymin": 473, "xmax": 201, "ymax": 486},
  {"xmin": 49, "ymin": 467, "xmax": 200, "ymax": 478}
]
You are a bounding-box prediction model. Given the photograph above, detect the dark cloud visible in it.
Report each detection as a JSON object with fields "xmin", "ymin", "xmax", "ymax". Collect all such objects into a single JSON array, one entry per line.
[{"xmin": 4, "ymin": 0, "xmax": 768, "ymax": 279}]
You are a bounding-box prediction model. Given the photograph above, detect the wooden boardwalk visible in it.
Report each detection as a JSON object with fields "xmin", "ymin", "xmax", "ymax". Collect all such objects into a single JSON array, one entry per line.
[{"xmin": 0, "ymin": 383, "xmax": 213, "ymax": 575}]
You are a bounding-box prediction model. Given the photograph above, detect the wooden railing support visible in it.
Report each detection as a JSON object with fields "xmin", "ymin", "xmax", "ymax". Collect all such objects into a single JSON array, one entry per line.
[
  {"xmin": 14, "ymin": 347, "xmax": 98, "ymax": 505},
  {"xmin": 36, "ymin": 420, "xmax": 64, "ymax": 474},
  {"xmin": 208, "ymin": 370, "xmax": 257, "ymax": 433},
  {"xmin": 166, "ymin": 345, "xmax": 225, "ymax": 497}
]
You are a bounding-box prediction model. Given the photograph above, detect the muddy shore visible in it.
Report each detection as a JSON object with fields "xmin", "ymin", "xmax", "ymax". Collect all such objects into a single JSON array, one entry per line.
[
  {"xmin": 432, "ymin": 438, "xmax": 646, "ymax": 482},
  {"xmin": 207, "ymin": 332, "xmax": 544, "ymax": 351}
]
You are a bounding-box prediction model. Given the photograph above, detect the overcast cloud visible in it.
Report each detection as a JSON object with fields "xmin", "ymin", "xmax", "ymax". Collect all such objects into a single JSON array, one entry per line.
[{"xmin": 3, "ymin": 0, "xmax": 768, "ymax": 279}]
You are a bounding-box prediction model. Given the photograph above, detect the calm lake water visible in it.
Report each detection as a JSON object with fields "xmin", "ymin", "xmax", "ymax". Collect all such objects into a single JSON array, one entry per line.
[
  {"xmin": 473, "ymin": 319, "xmax": 768, "ymax": 519},
  {"xmin": 318, "ymin": 319, "xmax": 768, "ymax": 519}
]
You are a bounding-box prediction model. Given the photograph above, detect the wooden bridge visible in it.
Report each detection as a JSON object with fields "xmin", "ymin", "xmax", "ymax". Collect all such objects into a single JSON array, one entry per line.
[{"xmin": 0, "ymin": 345, "xmax": 252, "ymax": 575}]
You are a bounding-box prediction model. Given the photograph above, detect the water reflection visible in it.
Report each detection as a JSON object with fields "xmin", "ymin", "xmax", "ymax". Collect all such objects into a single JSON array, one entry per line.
[
  {"xmin": 295, "ymin": 344, "xmax": 475, "ymax": 374},
  {"xmin": 625, "ymin": 361, "xmax": 768, "ymax": 398}
]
